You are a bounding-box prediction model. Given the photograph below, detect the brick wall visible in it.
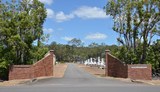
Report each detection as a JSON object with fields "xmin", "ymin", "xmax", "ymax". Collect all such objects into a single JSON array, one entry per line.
[
  {"xmin": 105, "ymin": 50, "xmax": 152, "ymax": 80},
  {"xmin": 9, "ymin": 65, "xmax": 32, "ymax": 80},
  {"xmin": 128, "ymin": 64, "xmax": 152, "ymax": 80},
  {"xmin": 105, "ymin": 50, "xmax": 127, "ymax": 78},
  {"xmin": 9, "ymin": 50, "xmax": 55, "ymax": 80}
]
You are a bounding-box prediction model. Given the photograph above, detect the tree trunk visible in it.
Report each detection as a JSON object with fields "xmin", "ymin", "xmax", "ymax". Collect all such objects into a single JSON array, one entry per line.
[{"xmin": 140, "ymin": 35, "xmax": 147, "ymax": 64}]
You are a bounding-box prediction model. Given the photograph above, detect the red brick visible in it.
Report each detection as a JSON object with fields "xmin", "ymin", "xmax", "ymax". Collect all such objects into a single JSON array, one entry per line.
[
  {"xmin": 128, "ymin": 64, "xmax": 152, "ymax": 80},
  {"xmin": 9, "ymin": 50, "xmax": 55, "ymax": 80},
  {"xmin": 105, "ymin": 50, "xmax": 152, "ymax": 80},
  {"xmin": 105, "ymin": 53, "xmax": 127, "ymax": 78}
]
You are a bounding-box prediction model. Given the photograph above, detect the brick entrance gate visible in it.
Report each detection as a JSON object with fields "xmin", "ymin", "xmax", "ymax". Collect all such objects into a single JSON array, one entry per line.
[
  {"xmin": 105, "ymin": 50, "xmax": 152, "ymax": 80},
  {"xmin": 9, "ymin": 50, "xmax": 55, "ymax": 80}
]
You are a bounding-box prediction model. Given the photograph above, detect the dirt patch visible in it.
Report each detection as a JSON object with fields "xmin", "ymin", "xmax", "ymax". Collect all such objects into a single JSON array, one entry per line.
[
  {"xmin": 149, "ymin": 80, "xmax": 160, "ymax": 85},
  {"xmin": 54, "ymin": 63, "xmax": 68, "ymax": 78},
  {"xmin": 0, "ymin": 79, "xmax": 30, "ymax": 86},
  {"xmin": 78, "ymin": 64, "xmax": 105, "ymax": 77}
]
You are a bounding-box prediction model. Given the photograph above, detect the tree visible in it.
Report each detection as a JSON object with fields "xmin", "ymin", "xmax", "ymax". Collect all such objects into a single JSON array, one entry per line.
[
  {"xmin": 0, "ymin": 0, "xmax": 47, "ymax": 80},
  {"xmin": 88, "ymin": 42, "xmax": 99, "ymax": 48},
  {"xmin": 68, "ymin": 38, "xmax": 83, "ymax": 47},
  {"xmin": 67, "ymin": 38, "xmax": 83, "ymax": 62},
  {"xmin": 147, "ymin": 40, "xmax": 160, "ymax": 70},
  {"xmin": 105, "ymin": 0, "xmax": 160, "ymax": 64},
  {"xmin": 48, "ymin": 41, "xmax": 119, "ymax": 63}
]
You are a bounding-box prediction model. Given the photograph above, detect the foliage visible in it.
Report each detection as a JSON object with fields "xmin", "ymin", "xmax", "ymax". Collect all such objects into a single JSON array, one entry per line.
[
  {"xmin": 146, "ymin": 40, "xmax": 160, "ymax": 70},
  {"xmin": 30, "ymin": 43, "xmax": 49, "ymax": 64},
  {"xmin": 105, "ymin": 0, "xmax": 160, "ymax": 64},
  {"xmin": 0, "ymin": 0, "xmax": 47, "ymax": 80},
  {"xmin": 68, "ymin": 38, "xmax": 84, "ymax": 47},
  {"xmin": 48, "ymin": 40, "xmax": 118, "ymax": 63}
]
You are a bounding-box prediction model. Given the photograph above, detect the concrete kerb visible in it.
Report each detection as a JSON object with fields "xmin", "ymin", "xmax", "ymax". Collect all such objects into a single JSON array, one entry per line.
[
  {"xmin": 104, "ymin": 76, "xmax": 157, "ymax": 85},
  {"xmin": 130, "ymin": 79, "xmax": 156, "ymax": 85},
  {"xmin": 21, "ymin": 77, "xmax": 159, "ymax": 86},
  {"xmin": 99, "ymin": 75, "xmax": 157, "ymax": 85},
  {"xmin": 15, "ymin": 76, "xmax": 54, "ymax": 85}
]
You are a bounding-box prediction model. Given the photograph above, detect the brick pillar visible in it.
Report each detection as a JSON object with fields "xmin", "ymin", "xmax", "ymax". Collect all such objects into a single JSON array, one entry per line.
[
  {"xmin": 50, "ymin": 50, "xmax": 55, "ymax": 65},
  {"xmin": 105, "ymin": 50, "xmax": 110, "ymax": 76},
  {"xmin": 50, "ymin": 50, "xmax": 55, "ymax": 76}
]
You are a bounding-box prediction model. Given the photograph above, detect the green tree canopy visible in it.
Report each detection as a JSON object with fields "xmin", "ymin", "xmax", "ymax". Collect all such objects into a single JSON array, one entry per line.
[
  {"xmin": 0, "ymin": 0, "xmax": 47, "ymax": 80},
  {"xmin": 105, "ymin": 0, "xmax": 160, "ymax": 64}
]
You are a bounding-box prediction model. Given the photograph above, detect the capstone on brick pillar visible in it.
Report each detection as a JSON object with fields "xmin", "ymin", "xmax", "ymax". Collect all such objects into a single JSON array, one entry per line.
[{"xmin": 50, "ymin": 50, "xmax": 54, "ymax": 55}]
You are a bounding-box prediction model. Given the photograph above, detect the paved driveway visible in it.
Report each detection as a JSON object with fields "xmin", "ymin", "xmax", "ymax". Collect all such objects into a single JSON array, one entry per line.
[{"xmin": 0, "ymin": 63, "xmax": 160, "ymax": 92}]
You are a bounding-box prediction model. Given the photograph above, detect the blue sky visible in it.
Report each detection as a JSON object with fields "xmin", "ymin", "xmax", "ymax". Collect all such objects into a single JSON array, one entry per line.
[{"xmin": 39, "ymin": 0, "xmax": 118, "ymax": 46}]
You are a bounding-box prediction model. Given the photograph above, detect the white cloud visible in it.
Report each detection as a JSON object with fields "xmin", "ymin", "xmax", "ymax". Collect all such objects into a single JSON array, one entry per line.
[
  {"xmin": 55, "ymin": 12, "xmax": 74, "ymax": 22},
  {"xmin": 46, "ymin": 6, "xmax": 110, "ymax": 22},
  {"xmin": 47, "ymin": 8, "xmax": 54, "ymax": 18},
  {"xmin": 43, "ymin": 28, "xmax": 54, "ymax": 34},
  {"xmin": 46, "ymin": 9, "xmax": 74, "ymax": 22},
  {"xmin": 85, "ymin": 33, "xmax": 107, "ymax": 40},
  {"xmin": 39, "ymin": 0, "xmax": 53, "ymax": 5},
  {"xmin": 73, "ymin": 6, "xmax": 110, "ymax": 19},
  {"xmin": 61, "ymin": 37, "xmax": 73, "ymax": 41}
]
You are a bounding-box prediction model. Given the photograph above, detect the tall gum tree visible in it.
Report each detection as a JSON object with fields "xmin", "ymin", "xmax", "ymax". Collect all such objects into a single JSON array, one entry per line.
[{"xmin": 105, "ymin": 0, "xmax": 160, "ymax": 64}]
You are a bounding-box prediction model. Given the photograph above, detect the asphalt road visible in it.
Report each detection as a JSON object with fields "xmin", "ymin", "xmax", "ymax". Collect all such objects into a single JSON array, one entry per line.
[{"xmin": 0, "ymin": 63, "xmax": 160, "ymax": 92}]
